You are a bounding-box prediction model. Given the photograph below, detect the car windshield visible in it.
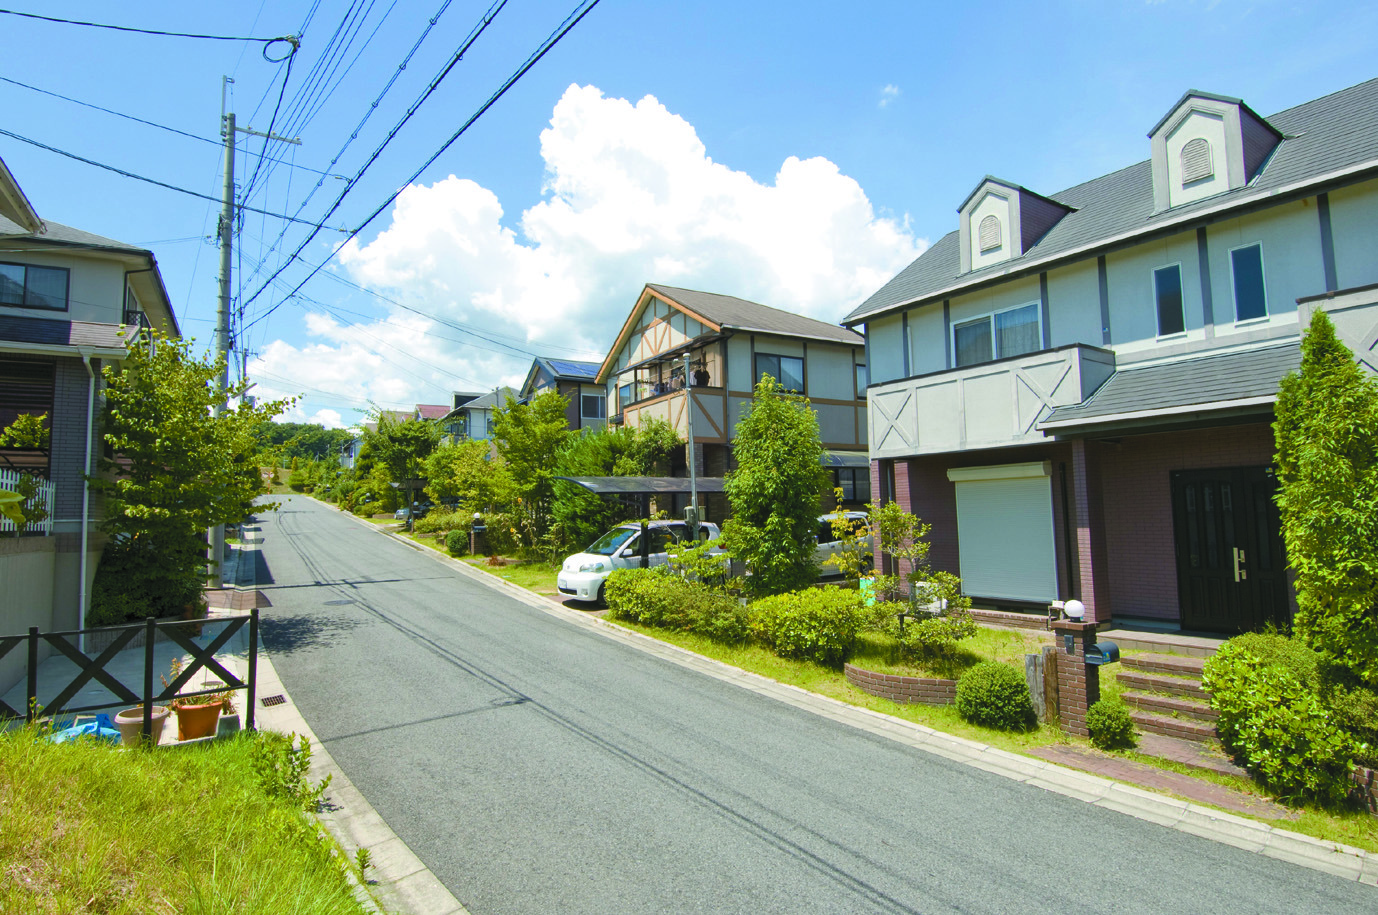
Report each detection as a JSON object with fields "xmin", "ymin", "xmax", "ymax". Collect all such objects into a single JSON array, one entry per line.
[{"xmin": 585, "ymin": 526, "xmax": 638, "ymax": 556}]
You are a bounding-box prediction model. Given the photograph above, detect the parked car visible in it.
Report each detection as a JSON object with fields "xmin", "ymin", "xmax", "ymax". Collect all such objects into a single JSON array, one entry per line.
[
  {"xmin": 394, "ymin": 500, "xmax": 434, "ymax": 521},
  {"xmin": 815, "ymin": 511, "xmax": 872, "ymax": 576},
  {"xmin": 558, "ymin": 519, "xmax": 722, "ymax": 604}
]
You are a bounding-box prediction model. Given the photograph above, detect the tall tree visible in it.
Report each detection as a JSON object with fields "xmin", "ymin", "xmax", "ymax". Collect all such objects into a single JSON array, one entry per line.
[
  {"xmin": 722, "ymin": 375, "xmax": 829, "ymax": 595},
  {"xmin": 363, "ymin": 409, "xmax": 441, "ymax": 516},
  {"xmin": 90, "ymin": 334, "xmax": 286, "ymax": 622},
  {"xmin": 492, "ymin": 392, "xmax": 572, "ymax": 545},
  {"xmin": 1274, "ymin": 310, "xmax": 1378, "ymax": 685}
]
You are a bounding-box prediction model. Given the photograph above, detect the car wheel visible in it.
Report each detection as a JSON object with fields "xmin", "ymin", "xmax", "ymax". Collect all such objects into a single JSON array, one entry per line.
[{"xmin": 596, "ymin": 582, "xmax": 607, "ymax": 608}]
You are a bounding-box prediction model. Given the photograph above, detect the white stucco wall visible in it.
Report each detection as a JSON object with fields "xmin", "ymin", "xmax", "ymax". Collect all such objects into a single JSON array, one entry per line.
[
  {"xmin": 0, "ymin": 248, "xmax": 127, "ymax": 325},
  {"xmin": 908, "ymin": 303, "xmax": 946, "ymax": 375},
  {"xmin": 866, "ymin": 314, "xmax": 905, "ymax": 385},
  {"xmin": 805, "ymin": 343, "xmax": 854, "ymax": 401},
  {"xmin": 947, "ymin": 275, "xmax": 1043, "ymax": 345},
  {"xmin": 1166, "ymin": 109, "xmax": 1230, "ymax": 208},
  {"xmin": 1045, "ymin": 258, "xmax": 1102, "ymax": 347},
  {"xmin": 1105, "ymin": 229, "xmax": 1204, "ymax": 351},
  {"xmin": 969, "ymin": 191, "xmax": 1014, "ymax": 271},
  {"xmin": 1206, "ymin": 198, "xmax": 1324, "ymax": 342},
  {"xmin": 1328, "ymin": 178, "xmax": 1378, "ymax": 290}
]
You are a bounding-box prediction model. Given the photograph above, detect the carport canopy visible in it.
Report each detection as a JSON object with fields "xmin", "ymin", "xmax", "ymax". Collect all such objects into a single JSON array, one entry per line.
[{"xmin": 553, "ymin": 476, "xmax": 726, "ymax": 495}]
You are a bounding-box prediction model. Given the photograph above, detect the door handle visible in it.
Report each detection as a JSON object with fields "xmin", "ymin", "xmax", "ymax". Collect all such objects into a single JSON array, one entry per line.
[{"xmin": 1233, "ymin": 547, "xmax": 1247, "ymax": 582}]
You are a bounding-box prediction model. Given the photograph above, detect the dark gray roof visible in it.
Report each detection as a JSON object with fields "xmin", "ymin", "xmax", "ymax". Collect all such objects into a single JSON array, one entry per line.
[
  {"xmin": 648, "ymin": 284, "xmax": 862, "ymax": 346},
  {"xmin": 847, "ymin": 77, "xmax": 1378, "ymax": 324},
  {"xmin": 0, "ymin": 214, "xmax": 148, "ymax": 254},
  {"xmin": 554, "ymin": 476, "xmax": 727, "ymax": 495},
  {"xmin": 0, "ymin": 314, "xmax": 126, "ymax": 350},
  {"xmin": 1040, "ymin": 342, "xmax": 1301, "ymax": 429}
]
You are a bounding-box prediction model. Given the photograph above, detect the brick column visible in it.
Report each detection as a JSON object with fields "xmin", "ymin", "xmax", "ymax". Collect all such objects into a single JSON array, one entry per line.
[
  {"xmin": 1051, "ymin": 620, "xmax": 1101, "ymax": 736},
  {"xmin": 1069, "ymin": 439, "xmax": 1111, "ymax": 624}
]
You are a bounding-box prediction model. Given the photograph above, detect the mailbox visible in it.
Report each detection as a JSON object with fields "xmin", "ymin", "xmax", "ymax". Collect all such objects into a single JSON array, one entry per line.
[{"xmin": 1084, "ymin": 641, "xmax": 1121, "ymax": 666}]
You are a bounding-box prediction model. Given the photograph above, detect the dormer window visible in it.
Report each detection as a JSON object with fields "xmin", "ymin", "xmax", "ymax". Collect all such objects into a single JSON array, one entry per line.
[
  {"xmin": 978, "ymin": 215, "xmax": 1001, "ymax": 252},
  {"xmin": 1180, "ymin": 137, "xmax": 1213, "ymax": 185}
]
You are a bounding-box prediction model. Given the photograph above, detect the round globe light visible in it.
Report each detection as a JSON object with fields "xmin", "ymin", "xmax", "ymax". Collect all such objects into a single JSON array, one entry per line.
[{"xmin": 1065, "ymin": 599, "xmax": 1086, "ymax": 620}]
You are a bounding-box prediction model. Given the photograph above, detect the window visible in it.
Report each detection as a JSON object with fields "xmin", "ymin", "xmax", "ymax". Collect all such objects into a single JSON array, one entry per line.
[
  {"xmin": 978, "ymin": 215, "xmax": 1001, "ymax": 252},
  {"xmin": 835, "ymin": 467, "xmax": 871, "ymax": 503},
  {"xmin": 854, "ymin": 364, "xmax": 868, "ymax": 399},
  {"xmin": 755, "ymin": 353, "xmax": 804, "ymax": 393},
  {"xmin": 1231, "ymin": 243, "xmax": 1267, "ymax": 321},
  {"xmin": 0, "ymin": 263, "xmax": 69, "ymax": 311},
  {"xmin": 581, "ymin": 394, "xmax": 606, "ymax": 419},
  {"xmin": 952, "ymin": 302, "xmax": 1041, "ymax": 368},
  {"xmin": 619, "ymin": 384, "xmax": 634, "ymax": 409},
  {"xmin": 0, "ymin": 360, "xmax": 54, "ymax": 476},
  {"xmin": 1180, "ymin": 138, "xmax": 1213, "ymax": 185},
  {"xmin": 1154, "ymin": 264, "xmax": 1185, "ymax": 336}
]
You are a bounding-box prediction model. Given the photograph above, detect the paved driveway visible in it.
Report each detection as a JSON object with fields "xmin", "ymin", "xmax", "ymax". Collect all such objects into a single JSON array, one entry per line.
[{"xmin": 258, "ymin": 496, "xmax": 1374, "ymax": 915}]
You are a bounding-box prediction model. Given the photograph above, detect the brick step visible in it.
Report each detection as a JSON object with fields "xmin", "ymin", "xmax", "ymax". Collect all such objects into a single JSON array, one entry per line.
[
  {"xmin": 1120, "ymin": 652, "xmax": 1205, "ymax": 677},
  {"xmin": 1133, "ymin": 733, "xmax": 1248, "ymax": 778},
  {"xmin": 1121, "ymin": 690, "xmax": 1217, "ymax": 721},
  {"xmin": 1116, "ymin": 670, "xmax": 1208, "ymax": 700},
  {"xmin": 1130, "ymin": 709, "xmax": 1217, "ymax": 743}
]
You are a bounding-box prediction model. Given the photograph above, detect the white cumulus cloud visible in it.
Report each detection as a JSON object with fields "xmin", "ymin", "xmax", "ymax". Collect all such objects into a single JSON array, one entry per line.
[{"xmin": 264, "ymin": 84, "xmax": 925, "ymax": 416}]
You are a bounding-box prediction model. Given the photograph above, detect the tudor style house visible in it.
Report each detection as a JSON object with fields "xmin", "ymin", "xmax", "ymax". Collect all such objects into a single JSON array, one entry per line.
[
  {"xmin": 517, "ymin": 356, "xmax": 605, "ymax": 431},
  {"xmin": 598, "ymin": 284, "xmax": 869, "ymax": 521},
  {"xmin": 0, "ymin": 155, "xmax": 178, "ymax": 691},
  {"xmin": 847, "ymin": 78, "xmax": 1378, "ymax": 635}
]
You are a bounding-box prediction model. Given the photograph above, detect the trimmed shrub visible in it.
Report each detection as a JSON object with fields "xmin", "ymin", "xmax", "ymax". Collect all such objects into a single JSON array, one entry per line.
[
  {"xmin": 287, "ymin": 468, "xmax": 307, "ymax": 492},
  {"xmin": 1086, "ymin": 699, "xmax": 1137, "ymax": 751},
  {"xmin": 1318, "ymin": 661, "xmax": 1378, "ymax": 768},
  {"xmin": 749, "ymin": 588, "xmax": 864, "ymax": 667},
  {"xmin": 1221, "ymin": 631, "xmax": 1320, "ymax": 687},
  {"xmin": 445, "ymin": 529, "xmax": 469, "ymax": 556},
  {"xmin": 954, "ymin": 662, "xmax": 1036, "ymax": 731},
  {"xmin": 604, "ymin": 568, "xmax": 749, "ymax": 643},
  {"xmin": 1204, "ymin": 639, "xmax": 1356, "ymax": 804},
  {"xmin": 415, "ymin": 509, "xmax": 467, "ymax": 535}
]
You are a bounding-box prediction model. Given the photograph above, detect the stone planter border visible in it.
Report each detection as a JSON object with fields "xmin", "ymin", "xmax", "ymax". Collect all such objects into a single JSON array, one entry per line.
[{"xmin": 844, "ymin": 663, "xmax": 956, "ymax": 706}]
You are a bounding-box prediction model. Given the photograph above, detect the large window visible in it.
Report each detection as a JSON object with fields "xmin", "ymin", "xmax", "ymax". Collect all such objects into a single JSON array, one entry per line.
[
  {"xmin": 854, "ymin": 364, "xmax": 868, "ymax": 399},
  {"xmin": 755, "ymin": 353, "xmax": 804, "ymax": 393},
  {"xmin": 1154, "ymin": 264, "xmax": 1185, "ymax": 336},
  {"xmin": 0, "ymin": 359, "xmax": 54, "ymax": 476},
  {"xmin": 952, "ymin": 302, "xmax": 1041, "ymax": 368},
  {"xmin": 0, "ymin": 262, "xmax": 69, "ymax": 311},
  {"xmin": 835, "ymin": 467, "xmax": 871, "ymax": 503},
  {"xmin": 581, "ymin": 394, "xmax": 606, "ymax": 420},
  {"xmin": 619, "ymin": 383, "xmax": 634, "ymax": 409},
  {"xmin": 1231, "ymin": 243, "xmax": 1267, "ymax": 321}
]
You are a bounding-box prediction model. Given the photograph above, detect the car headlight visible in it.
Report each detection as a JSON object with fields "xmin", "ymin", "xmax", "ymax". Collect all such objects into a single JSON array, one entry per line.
[{"xmin": 578, "ymin": 561, "xmax": 606, "ymax": 573}]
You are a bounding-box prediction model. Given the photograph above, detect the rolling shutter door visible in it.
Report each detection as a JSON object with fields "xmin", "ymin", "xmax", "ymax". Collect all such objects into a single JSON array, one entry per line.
[{"xmin": 947, "ymin": 462, "xmax": 1056, "ymax": 602}]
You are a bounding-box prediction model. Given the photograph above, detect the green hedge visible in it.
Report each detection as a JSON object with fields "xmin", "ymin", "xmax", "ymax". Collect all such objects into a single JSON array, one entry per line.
[
  {"xmin": 1086, "ymin": 699, "xmax": 1136, "ymax": 751},
  {"xmin": 604, "ymin": 568, "xmax": 749, "ymax": 643},
  {"xmin": 1204, "ymin": 637, "xmax": 1355, "ymax": 804},
  {"xmin": 748, "ymin": 588, "xmax": 864, "ymax": 667},
  {"xmin": 954, "ymin": 662, "xmax": 1035, "ymax": 731}
]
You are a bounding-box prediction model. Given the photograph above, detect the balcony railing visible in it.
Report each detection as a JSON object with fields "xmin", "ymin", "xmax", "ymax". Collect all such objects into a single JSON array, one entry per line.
[{"xmin": 867, "ymin": 344, "xmax": 1115, "ymax": 458}]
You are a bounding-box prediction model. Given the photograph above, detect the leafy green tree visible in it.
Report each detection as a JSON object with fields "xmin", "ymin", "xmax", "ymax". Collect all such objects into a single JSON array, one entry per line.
[
  {"xmin": 0, "ymin": 412, "xmax": 51, "ymax": 534},
  {"xmin": 424, "ymin": 439, "xmax": 516, "ymax": 511},
  {"xmin": 721, "ymin": 375, "xmax": 829, "ymax": 595},
  {"xmin": 363, "ymin": 409, "xmax": 441, "ymax": 516},
  {"xmin": 1274, "ymin": 310, "xmax": 1378, "ymax": 686},
  {"xmin": 89, "ymin": 334, "xmax": 287, "ymax": 623},
  {"xmin": 492, "ymin": 392, "xmax": 571, "ymax": 547},
  {"xmin": 867, "ymin": 499, "xmax": 974, "ymax": 662}
]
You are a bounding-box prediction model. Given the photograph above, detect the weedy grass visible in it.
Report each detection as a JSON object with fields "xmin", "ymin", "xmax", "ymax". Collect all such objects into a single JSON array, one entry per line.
[{"xmin": 0, "ymin": 727, "xmax": 368, "ymax": 915}]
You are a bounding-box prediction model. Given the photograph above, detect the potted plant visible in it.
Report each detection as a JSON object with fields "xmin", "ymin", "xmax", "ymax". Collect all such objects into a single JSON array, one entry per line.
[
  {"xmin": 113, "ymin": 705, "xmax": 171, "ymax": 747},
  {"xmin": 163, "ymin": 658, "xmax": 235, "ymax": 741}
]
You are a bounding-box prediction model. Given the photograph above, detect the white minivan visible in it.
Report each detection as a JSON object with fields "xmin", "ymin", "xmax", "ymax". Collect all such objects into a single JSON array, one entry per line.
[{"xmin": 558, "ymin": 519, "xmax": 721, "ymax": 604}]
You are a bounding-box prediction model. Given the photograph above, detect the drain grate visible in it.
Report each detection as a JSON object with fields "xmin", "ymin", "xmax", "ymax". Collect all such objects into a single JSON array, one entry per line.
[{"xmin": 260, "ymin": 694, "xmax": 286, "ymax": 707}]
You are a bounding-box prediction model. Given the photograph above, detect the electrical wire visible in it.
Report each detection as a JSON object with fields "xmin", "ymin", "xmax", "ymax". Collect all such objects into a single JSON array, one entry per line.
[
  {"xmin": 0, "ymin": 7, "xmax": 299, "ymax": 58},
  {"xmin": 0, "ymin": 126, "xmax": 336, "ymax": 226},
  {"xmin": 238, "ymin": 50, "xmax": 298, "ymax": 206},
  {"xmin": 240, "ymin": 0, "xmax": 510, "ymax": 302},
  {"xmin": 0, "ymin": 74, "xmax": 340, "ymax": 177}
]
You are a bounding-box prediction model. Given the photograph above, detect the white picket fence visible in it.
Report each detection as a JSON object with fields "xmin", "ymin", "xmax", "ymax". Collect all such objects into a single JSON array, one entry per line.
[{"xmin": 0, "ymin": 467, "xmax": 55, "ymax": 535}]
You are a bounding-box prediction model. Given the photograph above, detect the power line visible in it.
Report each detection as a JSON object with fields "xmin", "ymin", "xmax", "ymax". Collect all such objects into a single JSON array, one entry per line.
[
  {"xmin": 0, "ymin": 7, "xmax": 299, "ymax": 57},
  {"xmin": 0, "ymin": 74, "xmax": 341, "ymax": 177},
  {"xmin": 239, "ymin": 49, "xmax": 299, "ymax": 206},
  {"xmin": 0, "ymin": 126, "xmax": 338, "ymax": 227},
  {"xmin": 244, "ymin": 0, "xmax": 603, "ymax": 332},
  {"xmin": 240, "ymin": 0, "xmax": 461, "ymax": 291},
  {"xmin": 240, "ymin": 0, "xmax": 512, "ymax": 310}
]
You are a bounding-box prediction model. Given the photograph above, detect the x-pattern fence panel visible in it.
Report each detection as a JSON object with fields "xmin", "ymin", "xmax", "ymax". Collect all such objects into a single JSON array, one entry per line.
[{"xmin": 0, "ymin": 611, "xmax": 258, "ymax": 741}]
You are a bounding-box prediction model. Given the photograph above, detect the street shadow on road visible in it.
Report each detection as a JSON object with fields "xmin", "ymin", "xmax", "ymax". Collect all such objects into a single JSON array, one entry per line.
[
  {"xmin": 252, "ymin": 549, "xmax": 275, "ymax": 585},
  {"xmin": 261, "ymin": 612, "xmax": 365, "ymax": 656}
]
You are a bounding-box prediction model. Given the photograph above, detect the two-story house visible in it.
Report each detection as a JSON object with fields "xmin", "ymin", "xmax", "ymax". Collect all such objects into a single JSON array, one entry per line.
[
  {"xmin": 0, "ymin": 154, "xmax": 178, "ymax": 689},
  {"xmin": 439, "ymin": 387, "xmax": 515, "ymax": 445},
  {"xmin": 518, "ymin": 357, "xmax": 605, "ymax": 431},
  {"xmin": 598, "ymin": 284, "xmax": 869, "ymax": 521},
  {"xmin": 847, "ymin": 78, "xmax": 1378, "ymax": 635}
]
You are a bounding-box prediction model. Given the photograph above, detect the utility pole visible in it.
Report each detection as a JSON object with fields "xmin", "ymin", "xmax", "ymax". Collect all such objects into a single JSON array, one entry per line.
[
  {"xmin": 683, "ymin": 352, "xmax": 699, "ymax": 537},
  {"xmin": 211, "ymin": 75, "xmax": 299, "ymax": 586}
]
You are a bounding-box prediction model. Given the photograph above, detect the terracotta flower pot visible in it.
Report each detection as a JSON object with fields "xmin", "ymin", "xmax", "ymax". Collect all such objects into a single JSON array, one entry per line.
[
  {"xmin": 174, "ymin": 700, "xmax": 223, "ymax": 741},
  {"xmin": 114, "ymin": 705, "xmax": 170, "ymax": 747}
]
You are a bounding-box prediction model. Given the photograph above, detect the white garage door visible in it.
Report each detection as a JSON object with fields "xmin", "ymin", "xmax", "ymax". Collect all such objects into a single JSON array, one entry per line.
[{"xmin": 947, "ymin": 461, "xmax": 1057, "ymax": 602}]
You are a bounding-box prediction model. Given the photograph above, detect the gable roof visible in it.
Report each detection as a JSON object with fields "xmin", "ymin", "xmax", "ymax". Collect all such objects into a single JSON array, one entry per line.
[
  {"xmin": 415, "ymin": 403, "xmax": 450, "ymax": 421},
  {"xmin": 520, "ymin": 356, "xmax": 602, "ymax": 399},
  {"xmin": 0, "ymin": 155, "xmax": 41, "ymax": 234},
  {"xmin": 845, "ymin": 76, "xmax": 1378, "ymax": 325}
]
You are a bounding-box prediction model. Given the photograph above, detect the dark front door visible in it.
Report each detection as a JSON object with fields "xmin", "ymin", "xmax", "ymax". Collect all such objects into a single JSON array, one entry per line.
[{"xmin": 1170, "ymin": 467, "xmax": 1289, "ymax": 634}]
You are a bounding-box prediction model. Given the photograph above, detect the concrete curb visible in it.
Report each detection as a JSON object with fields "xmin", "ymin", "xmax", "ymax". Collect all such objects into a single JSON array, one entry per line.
[
  {"xmin": 374, "ymin": 523, "xmax": 1378, "ymax": 890},
  {"xmin": 245, "ymin": 504, "xmax": 471, "ymax": 915}
]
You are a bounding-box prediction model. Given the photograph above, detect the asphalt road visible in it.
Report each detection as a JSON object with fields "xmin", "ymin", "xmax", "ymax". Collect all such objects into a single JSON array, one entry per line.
[{"xmin": 258, "ymin": 496, "xmax": 1373, "ymax": 915}]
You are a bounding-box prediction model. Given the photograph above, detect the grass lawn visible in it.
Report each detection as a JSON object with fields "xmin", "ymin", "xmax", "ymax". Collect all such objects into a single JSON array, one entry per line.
[{"xmin": 0, "ymin": 728, "xmax": 370, "ymax": 915}]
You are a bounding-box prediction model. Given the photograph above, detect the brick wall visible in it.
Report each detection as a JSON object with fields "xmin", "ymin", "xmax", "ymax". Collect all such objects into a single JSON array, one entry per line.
[
  {"xmin": 1098, "ymin": 423, "xmax": 1276, "ymax": 622},
  {"xmin": 1051, "ymin": 620, "xmax": 1100, "ymax": 736},
  {"xmin": 844, "ymin": 663, "xmax": 957, "ymax": 705}
]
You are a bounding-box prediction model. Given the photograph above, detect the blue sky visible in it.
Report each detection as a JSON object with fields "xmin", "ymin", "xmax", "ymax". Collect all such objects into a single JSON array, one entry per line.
[{"xmin": 2, "ymin": 1, "xmax": 1375, "ymax": 426}]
